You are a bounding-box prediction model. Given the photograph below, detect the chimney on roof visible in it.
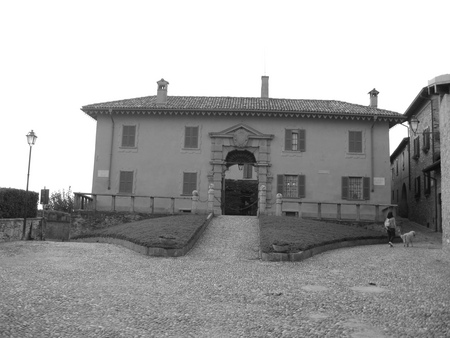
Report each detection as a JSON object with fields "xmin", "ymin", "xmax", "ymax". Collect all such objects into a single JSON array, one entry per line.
[
  {"xmin": 261, "ymin": 76, "xmax": 269, "ymax": 99},
  {"xmin": 157, "ymin": 78, "xmax": 169, "ymax": 104},
  {"xmin": 368, "ymin": 88, "xmax": 379, "ymax": 108}
]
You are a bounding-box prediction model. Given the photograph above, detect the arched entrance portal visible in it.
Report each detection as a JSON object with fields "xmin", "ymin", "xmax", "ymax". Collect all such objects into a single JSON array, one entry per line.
[
  {"xmin": 209, "ymin": 124, "xmax": 274, "ymax": 215},
  {"xmin": 223, "ymin": 150, "xmax": 258, "ymax": 215}
]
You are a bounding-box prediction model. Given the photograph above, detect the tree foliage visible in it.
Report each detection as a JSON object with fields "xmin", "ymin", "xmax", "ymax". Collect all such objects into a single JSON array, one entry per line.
[{"xmin": 49, "ymin": 187, "xmax": 74, "ymax": 213}]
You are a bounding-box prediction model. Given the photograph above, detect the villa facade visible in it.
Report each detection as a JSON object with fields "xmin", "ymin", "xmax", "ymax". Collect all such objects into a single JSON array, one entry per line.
[{"xmin": 81, "ymin": 77, "xmax": 403, "ymax": 217}]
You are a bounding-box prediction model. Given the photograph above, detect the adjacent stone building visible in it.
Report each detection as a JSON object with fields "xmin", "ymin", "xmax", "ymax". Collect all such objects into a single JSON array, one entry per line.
[
  {"xmin": 436, "ymin": 76, "xmax": 450, "ymax": 255},
  {"xmin": 81, "ymin": 77, "xmax": 403, "ymax": 217},
  {"xmin": 390, "ymin": 137, "xmax": 409, "ymax": 217},
  {"xmin": 393, "ymin": 75, "xmax": 448, "ymax": 232}
]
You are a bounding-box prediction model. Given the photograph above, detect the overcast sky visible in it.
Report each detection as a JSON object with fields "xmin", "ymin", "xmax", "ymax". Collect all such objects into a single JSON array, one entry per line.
[{"xmin": 1, "ymin": 0, "xmax": 449, "ymax": 198}]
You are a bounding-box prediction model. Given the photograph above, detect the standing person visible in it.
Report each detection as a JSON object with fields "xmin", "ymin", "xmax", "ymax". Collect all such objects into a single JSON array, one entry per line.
[{"xmin": 384, "ymin": 211, "xmax": 396, "ymax": 247}]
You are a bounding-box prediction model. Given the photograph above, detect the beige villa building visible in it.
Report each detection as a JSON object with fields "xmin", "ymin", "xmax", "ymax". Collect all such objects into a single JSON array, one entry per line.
[{"xmin": 81, "ymin": 77, "xmax": 403, "ymax": 217}]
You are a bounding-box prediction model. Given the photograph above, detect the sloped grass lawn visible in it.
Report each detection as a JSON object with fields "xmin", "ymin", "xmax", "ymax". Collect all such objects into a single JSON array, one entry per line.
[
  {"xmin": 260, "ymin": 216, "xmax": 386, "ymax": 253},
  {"xmin": 71, "ymin": 214, "xmax": 208, "ymax": 249}
]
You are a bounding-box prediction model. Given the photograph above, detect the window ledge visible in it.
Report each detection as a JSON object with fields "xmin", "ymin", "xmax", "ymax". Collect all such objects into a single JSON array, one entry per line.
[{"xmin": 345, "ymin": 152, "xmax": 366, "ymax": 159}]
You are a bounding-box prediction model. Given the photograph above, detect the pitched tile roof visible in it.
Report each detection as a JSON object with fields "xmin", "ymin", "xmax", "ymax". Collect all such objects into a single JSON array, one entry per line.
[{"xmin": 82, "ymin": 95, "xmax": 404, "ymax": 126}]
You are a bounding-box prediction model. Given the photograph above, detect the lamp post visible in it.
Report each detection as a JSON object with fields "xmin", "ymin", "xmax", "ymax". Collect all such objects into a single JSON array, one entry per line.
[{"xmin": 23, "ymin": 130, "xmax": 37, "ymax": 240}]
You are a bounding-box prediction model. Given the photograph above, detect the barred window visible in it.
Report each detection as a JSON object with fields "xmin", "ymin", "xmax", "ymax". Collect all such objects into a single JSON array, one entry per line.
[
  {"xmin": 342, "ymin": 176, "xmax": 370, "ymax": 200},
  {"xmin": 277, "ymin": 174, "xmax": 306, "ymax": 198}
]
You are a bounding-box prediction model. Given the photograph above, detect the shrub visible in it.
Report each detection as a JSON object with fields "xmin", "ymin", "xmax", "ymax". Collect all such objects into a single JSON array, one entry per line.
[
  {"xmin": 0, "ymin": 188, "xmax": 39, "ymax": 218},
  {"xmin": 49, "ymin": 187, "xmax": 74, "ymax": 213}
]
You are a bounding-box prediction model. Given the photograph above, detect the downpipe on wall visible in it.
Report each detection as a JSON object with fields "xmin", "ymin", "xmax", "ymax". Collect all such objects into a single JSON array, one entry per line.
[{"xmin": 108, "ymin": 111, "xmax": 115, "ymax": 190}]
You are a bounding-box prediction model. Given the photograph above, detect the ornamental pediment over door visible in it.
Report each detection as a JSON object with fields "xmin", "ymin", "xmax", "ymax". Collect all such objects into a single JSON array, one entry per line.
[{"xmin": 209, "ymin": 123, "xmax": 273, "ymax": 148}]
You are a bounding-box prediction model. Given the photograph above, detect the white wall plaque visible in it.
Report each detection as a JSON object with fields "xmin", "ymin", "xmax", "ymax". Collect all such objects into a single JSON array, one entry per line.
[
  {"xmin": 98, "ymin": 170, "xmax": 109, "ymax": 178},
  {"xmin": 373, "ymin": 177, "xmax": 385, "ymax": 186}
]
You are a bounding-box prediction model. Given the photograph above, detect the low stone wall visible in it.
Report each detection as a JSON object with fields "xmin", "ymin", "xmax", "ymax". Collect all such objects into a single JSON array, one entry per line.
[
  {"xmin": 75, "ymin": 213, "xmax": 214, "ymax": 257},
  {"xmin": 69, "ymin": 211, "xmax": 171, "ymax": 239},
  {"xmin": 0, "ymin": 218, "xmax": 44, "ymax": 242}
]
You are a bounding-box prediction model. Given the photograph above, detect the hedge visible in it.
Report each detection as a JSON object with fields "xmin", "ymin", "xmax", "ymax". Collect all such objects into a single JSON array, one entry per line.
[{"xmin": 0, "ymin": 188, "xmax": 39, "ymax": 218}]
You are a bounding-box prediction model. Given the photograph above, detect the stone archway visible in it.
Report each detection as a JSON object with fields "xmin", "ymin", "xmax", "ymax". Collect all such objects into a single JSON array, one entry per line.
[
  {"xmin": 225, "ymin": 149, "xmax": 256, "ymax": 168},
  {"xmin": 223, "ymin": 150, "xmax": 258, "ymax": 215},
  {"xmin": 209, "ymin": 124, "xmax": 274, "ymax": 215}
]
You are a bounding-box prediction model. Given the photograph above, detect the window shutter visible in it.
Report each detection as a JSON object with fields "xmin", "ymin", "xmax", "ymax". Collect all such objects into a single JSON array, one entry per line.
[
  {"xmin": 349, "ymin": 131, "xmax": 362, "ymax": 153},
  {"xmin": 122, "ymin": 126, "xmax": 136, "ymax": 147},
  {"xmin": 285, "ymin": 130, "xmax": 292, "ymax": 151},
  {"xmin": 183, "ymin": 173, "xmax": 197, "ymax": 195},
  {"xmin": 243, "ymin": 164, "xmax": 252, "ymax": 179},
  {"xmin": 349, "ymin": 131, "xmax": 355, "ymax": 152},
  {"xmin": 191, "ymin": 126, "xmax": 198, "ymax": 148},
  {"xmin": 341, "ymin": 177, "xmax": 349, "ymax": 199},
  {"xmin": 298, "ymin": 175, "xmax": 305, "ymax": 197},
  {"xmin": 363, "ymin": 177, "xmax": 370, "ymax": 200},
  {"xmin": 277, "ymin": 175, "xmax": 284, "ymax": 195},
  {"xmin": 299, "ymin": 129, "xmax": 306, "ymax": 152},
  {"xmin": 184, "ymin": 127, "xmax": 190, "ymax": 148},
  {"xmin": 184, "ymin": 127, "xmax": 198, "ymax": 148},
  {"xmin": 119, "ymin": 171, "xmax": 133, "ymax": 194}
]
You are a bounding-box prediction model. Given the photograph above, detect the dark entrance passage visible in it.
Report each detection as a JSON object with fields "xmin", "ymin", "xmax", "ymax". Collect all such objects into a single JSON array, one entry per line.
[
  {"xmin": 224, "ymin": 179, "xmax": 258, "ymax": 215},
  {"xmin": 222, "ymin": 149, "xmax": 258, "ymax": 216}
]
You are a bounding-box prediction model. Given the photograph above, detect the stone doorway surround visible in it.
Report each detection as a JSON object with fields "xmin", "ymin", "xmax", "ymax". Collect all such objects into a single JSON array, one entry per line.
[{"xmin": 209, "ymin": 124, "xmax": 274, "ymax": 215}]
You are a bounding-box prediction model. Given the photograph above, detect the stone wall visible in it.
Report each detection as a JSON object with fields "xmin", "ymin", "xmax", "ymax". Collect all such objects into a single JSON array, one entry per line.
[
  {"xmin": 407, "ymin": 98, "xmax": 441, "ymax": 230},
  {"xmin": 439, "ymin": 93, "xmax": 450, "ymax": 256},
  {"xmin": 38, "ymin": 210, "xmax": 71, "ymax": 241},
  {"xmin": 0, "ymin": 218, "xmax": 44, "ymax": 242},
  {"xmin": 69, "ymin": 211, "xmax": 168, "ymax": 239}
]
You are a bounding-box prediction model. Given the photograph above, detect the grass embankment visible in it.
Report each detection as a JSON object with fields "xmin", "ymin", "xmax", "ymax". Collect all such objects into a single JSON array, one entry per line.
[
  {"xmin": 260, "ymin": 215, "xmax": 385, "ymax": 253},
  {"xmin": 71, "ymin": 214, "xmax": 208, "ymax": 249}
]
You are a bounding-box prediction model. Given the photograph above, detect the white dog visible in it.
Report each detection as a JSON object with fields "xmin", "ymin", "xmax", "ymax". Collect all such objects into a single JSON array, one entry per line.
[{"xmin": 400, "ymin": 231, "xmax": 416, "ymax": 247}]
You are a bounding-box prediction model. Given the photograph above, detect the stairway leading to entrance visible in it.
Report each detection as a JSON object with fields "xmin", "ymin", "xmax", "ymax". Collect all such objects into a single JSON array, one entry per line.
[{"xmin": 185, "ymin": 216, "xmax": 260, "ymax": 261}]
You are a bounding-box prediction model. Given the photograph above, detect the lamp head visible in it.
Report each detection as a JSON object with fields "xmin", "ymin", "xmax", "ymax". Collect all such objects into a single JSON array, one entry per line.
[
  {"xmin": 409, "ymin": 116, "xmax": 419, "ymax": 135},
  {"xmin": 26, "ymin": 130, "xmax": 37, "ymax": 146}
]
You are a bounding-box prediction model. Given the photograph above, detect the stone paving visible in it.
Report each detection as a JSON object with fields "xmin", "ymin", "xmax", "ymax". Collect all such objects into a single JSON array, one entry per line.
[{"xmin": 1, "ymin": 215, "xmax": 449, "ymax": 337}]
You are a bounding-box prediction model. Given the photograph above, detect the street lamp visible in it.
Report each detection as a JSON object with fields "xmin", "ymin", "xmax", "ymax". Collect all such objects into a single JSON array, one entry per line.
[
  {"xmin": 409, "ymin": 115, "xmax": 420, "ymax": 135},
  {"xmin": 23, "ymin": 130, "xmax": 37, "ymax": 240}
]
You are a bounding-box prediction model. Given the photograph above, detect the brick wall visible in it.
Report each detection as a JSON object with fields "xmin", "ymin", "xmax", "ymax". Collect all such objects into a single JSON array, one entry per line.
[{"xmin": 439, "ymin": 93, "xmax": 450, "ymax": 256}]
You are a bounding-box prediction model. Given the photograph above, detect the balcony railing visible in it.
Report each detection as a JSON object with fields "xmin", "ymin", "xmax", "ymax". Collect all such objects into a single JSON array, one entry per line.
[
  {"xmin": 74, "ymin": 192, "xmax": 194, "ymax": 214},
  {"xmin": 276, "ymin": 197, "xmax": 397, "ymax": 222},
  {"xmin": 74, "ymin": 189, "xmax": 215, "ymax": 215}
]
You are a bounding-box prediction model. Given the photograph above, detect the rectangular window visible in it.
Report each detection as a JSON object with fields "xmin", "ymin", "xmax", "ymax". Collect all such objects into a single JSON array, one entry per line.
[
  {"xmin": 184, "ymin": 126, "xmax": 199, "ymax": 149},
  {"xmin": 413, "ymin": 137, "xmax": 420, "ymax": 159},
  {"xmin": 341, "ymin": 176, "xmax": 370, "ymax": 200},
  {"xmin": 285, "ymin": 129, "xmax": 305, "ymax": 151},
  {"xmin": 183, "ymin": 172, "xmax": 197, "ymax": 195},
  {"xmin": 348, "ymin": 131, "xmax": 362, "ymax": 153},
  {"xmin": 119, "ymin": 171, "xmax": 134, "ymax": 194},
  {"xmin": 424, "ymin": 174, "xmax": 431, "ymax": 196},
  {"xmin": 422, "ymin": 127, "xmax": 430, "ymax": 152},
  {"xmin": 243, "ymin": 164, "xmax": 253, "ymax": 179},
  {"xmin": 414, "ymin": 176, "xmax": 421, "ymax": 199},
  {"xmin": 395, "ymin": 159, "xmax": 399, "ymax": 176},
  {"xmin": 122, "ymin": 125, "xmax": 136, "ymax": 147},
  {"xmin": 402, "ymin": 152, "xmax": 405, "ymax": 171},
  {"xmin": 277, "ymin": 174, "xmax": 305, "ymax": 198}
]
